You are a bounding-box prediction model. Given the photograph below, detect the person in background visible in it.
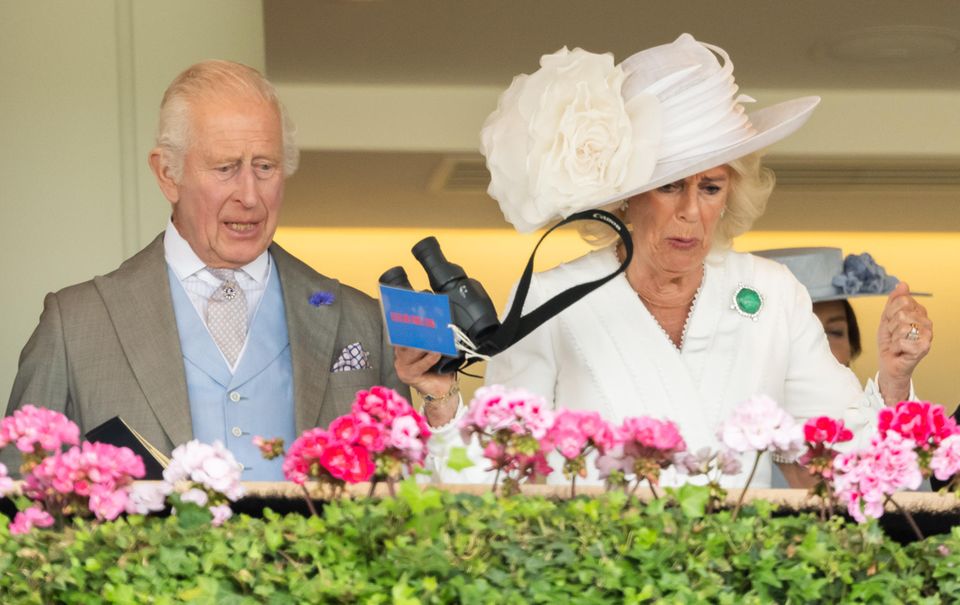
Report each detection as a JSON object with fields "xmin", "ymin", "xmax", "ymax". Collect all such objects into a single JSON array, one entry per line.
[
  {"xmin": 754, "ymin": 247, "xmax": 933, "ymax": 487},
  {"xmin": 403, "ymin": 34, "xmax": 933, "ymax": 488},
  {"xmin": 755, "ymin": 247, "xmax": 931, "ymax": 376},
  {"xmin": 4, "ymin": 60, "xmax": 438, "ymax": 479}
]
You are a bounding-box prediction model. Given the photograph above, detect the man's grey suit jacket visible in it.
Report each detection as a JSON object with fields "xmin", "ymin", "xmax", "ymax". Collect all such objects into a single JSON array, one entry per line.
[{"xmin": 3, "ymin": 234, "xmax": 407, "ymax": 469}]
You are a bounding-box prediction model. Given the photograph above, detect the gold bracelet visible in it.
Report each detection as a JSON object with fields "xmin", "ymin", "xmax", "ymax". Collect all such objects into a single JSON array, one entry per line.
[{"xmin": 418, "ymin": 379, "xmax": 460, "ymax": 407}]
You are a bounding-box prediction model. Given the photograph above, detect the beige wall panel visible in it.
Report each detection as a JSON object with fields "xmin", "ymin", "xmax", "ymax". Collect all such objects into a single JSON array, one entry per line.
[
  {"xmin": 0, "ymin": 1, "xmax": 126, "ymax": 408},
  {"xmin": 1, "ymin": 0, "xmax": 265, "ymax": 410},
  {"xmin": 129, "ymin": 1, "xmax": 266, "ymax": 249}
]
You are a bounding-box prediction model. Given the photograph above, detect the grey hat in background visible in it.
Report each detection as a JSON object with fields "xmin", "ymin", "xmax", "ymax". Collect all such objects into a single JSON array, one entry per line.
[{"xmin": 753, "ymin": 247, "xmax": 930, "ymax": 303}]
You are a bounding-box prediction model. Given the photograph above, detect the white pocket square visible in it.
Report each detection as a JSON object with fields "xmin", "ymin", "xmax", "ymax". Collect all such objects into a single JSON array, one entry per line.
[{"xmin": 331, "ymin": 342, "xmax": 370, "ymax": 372}]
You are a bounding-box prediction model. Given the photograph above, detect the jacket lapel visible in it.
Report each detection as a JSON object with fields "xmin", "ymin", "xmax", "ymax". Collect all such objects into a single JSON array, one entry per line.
[
  {"xmin": 270, "ymin": 243, "xmax": 342, "ymax": 433},
  {"xmin": 684, "ymin": 250, "xmax": 745, "ymax": 430},
  {"xmin": 94, "ymin": 235, "xmax": 193, "ymax": 447},
  {"xmin": 557, "ymin": 248, "xmax": 720, "ymax": 449}
]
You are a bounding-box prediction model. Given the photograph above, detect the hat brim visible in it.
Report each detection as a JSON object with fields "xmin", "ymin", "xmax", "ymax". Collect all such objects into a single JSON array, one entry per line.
[
  {"xmin": 590, "ymin": 96, "xmax": 822, "ymax": 209},
  {"xmin": 813, "ymin": 291, "xmax": 932, "ymax": 303}
]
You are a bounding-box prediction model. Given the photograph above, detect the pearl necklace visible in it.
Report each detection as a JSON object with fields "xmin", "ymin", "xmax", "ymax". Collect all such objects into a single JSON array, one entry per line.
[{"xmin": 615, "ymin": 246, "xmax": 705, "ymax": 351}]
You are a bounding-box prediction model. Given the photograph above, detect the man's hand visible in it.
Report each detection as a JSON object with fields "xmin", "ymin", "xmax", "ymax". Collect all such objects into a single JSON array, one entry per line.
[
  {"xmin": 777, "ymin": 463, "xmax": 817, "ymax": 489},
  {"xmin": 394, "ymin": 346, "xmax": 459, "ymax": 427},
  {"xmin": 877, "ymin": 282, "xmax": 932, "ymax": 405}
]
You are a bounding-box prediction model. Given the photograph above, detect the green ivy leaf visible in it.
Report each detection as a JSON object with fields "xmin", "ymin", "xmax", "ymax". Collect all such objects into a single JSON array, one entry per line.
[
  {"xmin": 398, "ymin": 477, "xmax": 442, "ymax": 515},
  {"xmin": 446, "ymin": 446, "xmax": 475, "ymax": 473},
  {"xmin": 175, "ymin": 502, "xmax": 213, "ymax": 530},
  {"xmin": 674, "ymin": 484, "xmax": 709, "ymax": 519},
  {"xmin": 391, "ymin": 579, "xmax": 422, "ymax": 605}
]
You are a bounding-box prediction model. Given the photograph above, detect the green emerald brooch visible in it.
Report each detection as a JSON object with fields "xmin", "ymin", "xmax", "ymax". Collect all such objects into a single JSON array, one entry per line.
[{"xmin": 732, "ymin": 284, "xmax": 763, "ymax": 321}]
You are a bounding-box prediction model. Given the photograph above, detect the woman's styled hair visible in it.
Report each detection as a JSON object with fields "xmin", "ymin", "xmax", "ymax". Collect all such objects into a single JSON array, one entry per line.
[
  {"xmin": 576, "ymin": 151, "xmax": 775, "ymax": 249},
  {"xmin": 842, "ymin": 299, "xmax": 863, "ymax": 360},
  {"xmin": 155, "ymin": 60, "xmax": 299, "ymax": 182}
]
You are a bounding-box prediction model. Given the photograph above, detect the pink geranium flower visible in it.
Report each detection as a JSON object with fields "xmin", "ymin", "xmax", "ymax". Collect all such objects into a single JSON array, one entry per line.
[
  {"xmin": 353, "ymin": 387, "xmax": 411, "ymax": 426},
  {"xmin": 542, "ymin": 409, "xmax": 615, "ymax": 494},
  {"xmin": 0, "ymin": 405, "xmax": 80, "ymax": 459},
  {"xmin": 350, "ymin": 387, "xmax": 431, "ymax": 481},
  {"xmin": 877, "ymin": 401, "xmax": 960, "ymax": 483},
  {"xmin": 931, "ymin": 434, "xmax": 960, "ymax": 483},
  {"xmin": 19, "ymin": 441, "xmax": 146, "ymax": 527},
  {"xmin": 878, "ymin": 401, "xmax": 958, "ymax": 450},
  {"xmin": 803, "ymin": 416, "xmax": 854, "ymax": 446},
  {"xmin": 833, "ymin": 430, "xmax": 923, "ymax": 523},
  {"xmin": 9, "ymin": 506, "xmax": 54, "ymax": 535},
  {"xmin": 209, "ymin": 503, "xmax": 233, "ymax": 527},
  {"xmin": 798, "ymin": 416, "xmax": 855, "ymax": 508},
  {"xmin": 282, "ymin": 388, "xmax": 429, "ymax": 495},
  {"xmin": 283, "ymin": 428, "xmax": 332, "ymax": 485},
  {"xmin": 252, "ymin": 436, "xmax": 285, "ymax": 460},
  {"xmin": 460, "ymin": 385, "xmax": 555, "ymax": 495},
  {"xmin": 319, "ymin": 442, "xmax": 374, "ymax": 483},
  {"xmin": 596, "ymin": 416, "xmax": 687, "ymax": 496}
]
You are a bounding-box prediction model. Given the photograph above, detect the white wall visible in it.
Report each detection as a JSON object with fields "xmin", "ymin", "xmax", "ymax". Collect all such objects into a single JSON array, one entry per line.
[{"xmin": 0, "ymin": 0, "xmax": 265, "ymax": 406}]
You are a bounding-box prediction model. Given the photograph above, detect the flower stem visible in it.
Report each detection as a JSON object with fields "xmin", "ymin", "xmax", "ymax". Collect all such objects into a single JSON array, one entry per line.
[
  {"xmin": 732, "ymin": 452, "xmax": 761, "ymax": 521},
  {"xmin": 646, "ymin": 477, "xmax": 660, "ymax": 500},
  {"xmin": 885, "ymin": 494, "xmax": 924, "ymax": 541},
  {"xmin": 301, "ymin": 484, "xmax": 319, "ymax": 517},
  {"xmin": 571, "ymin": 473, "xmax": 577, "ymax": 499}
]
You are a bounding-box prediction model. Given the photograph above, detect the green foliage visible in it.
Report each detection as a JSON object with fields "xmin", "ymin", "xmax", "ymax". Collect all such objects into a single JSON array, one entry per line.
[
  {"xmin": 445, "ymin": 446, "xmax": 474, "ymax": 473},
  {"xmin": 0, "ymin": 485, "xmax": 955, "ymax": 603}
]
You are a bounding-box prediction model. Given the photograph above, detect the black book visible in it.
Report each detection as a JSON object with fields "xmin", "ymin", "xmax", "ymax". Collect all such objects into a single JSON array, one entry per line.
[{"xmin": 85, "ymin": 416, "xmax": 169, "ymax": 480}]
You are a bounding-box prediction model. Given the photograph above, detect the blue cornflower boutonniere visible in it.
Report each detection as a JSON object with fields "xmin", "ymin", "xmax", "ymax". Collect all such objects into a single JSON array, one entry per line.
[{"xmin": 309, "ymin": 291, "xmax": 335, "ymax": 307}]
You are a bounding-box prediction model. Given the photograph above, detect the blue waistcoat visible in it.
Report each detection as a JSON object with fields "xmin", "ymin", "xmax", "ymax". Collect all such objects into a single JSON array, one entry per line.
[{"xmin": 167, "ymin": 263, "xmax": 296, "ymax": 480}]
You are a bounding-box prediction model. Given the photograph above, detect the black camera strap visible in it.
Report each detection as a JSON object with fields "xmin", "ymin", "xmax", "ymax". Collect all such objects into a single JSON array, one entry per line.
[{"xmin": 474, "ymin": 209, "xmax": 633, "ymax": 360}]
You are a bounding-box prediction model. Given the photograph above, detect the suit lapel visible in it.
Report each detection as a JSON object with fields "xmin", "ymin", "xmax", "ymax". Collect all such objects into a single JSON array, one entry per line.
[
  {"xmin": 94, "ymin": 235, "xmax": 193, "ymax": 447},
  {"xmin": 271, "ymin": 243, "xmax": 342, "ymax": 433}
]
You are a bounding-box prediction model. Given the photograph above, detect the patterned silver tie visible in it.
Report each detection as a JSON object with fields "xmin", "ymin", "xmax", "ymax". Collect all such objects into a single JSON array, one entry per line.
[{"xmin": 206, "ymin": 268, "xmax": 247, "ymax": 366}]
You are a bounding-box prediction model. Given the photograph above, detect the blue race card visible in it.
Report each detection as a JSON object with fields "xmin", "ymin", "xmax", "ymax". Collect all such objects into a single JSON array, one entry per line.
[{"xmin": 379, "ymin": 285, "xmax": 458, "ymax": 356}]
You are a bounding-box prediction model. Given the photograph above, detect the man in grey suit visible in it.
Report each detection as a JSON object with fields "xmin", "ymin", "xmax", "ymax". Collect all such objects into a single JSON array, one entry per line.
[{"xmin": 3, "ymin": 60, "xmax": 446, "ymax": 479}]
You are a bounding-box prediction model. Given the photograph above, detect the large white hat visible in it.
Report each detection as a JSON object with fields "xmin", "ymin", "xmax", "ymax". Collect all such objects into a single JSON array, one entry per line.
[{"xmin": 480, "ymin": 33, "xmax": 820, "ymax": 233}]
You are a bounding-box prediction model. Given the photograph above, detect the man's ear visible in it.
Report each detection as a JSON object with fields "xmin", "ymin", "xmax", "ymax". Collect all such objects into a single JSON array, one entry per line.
[{"xmin": 149, "ymin": 148, "xmax": 180, "ymax": 204}]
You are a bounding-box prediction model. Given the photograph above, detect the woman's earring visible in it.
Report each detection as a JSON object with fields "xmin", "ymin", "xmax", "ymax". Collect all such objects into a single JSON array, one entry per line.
[
  {"xmin": 619, "ymin": 201, "xmax": 629, "ymax": 213},
  {"xmin": 720, "ymin": 207, "xmax": 726, "ymax": 219}
]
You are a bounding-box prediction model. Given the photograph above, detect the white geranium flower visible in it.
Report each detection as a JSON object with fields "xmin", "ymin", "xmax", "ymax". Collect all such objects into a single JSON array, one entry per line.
[
  {"xmin": 480, "ymin": 47, "xmax": 662, "ymax": 232},
  {"xmin": 124, "ymin": 482, "xmax": 170, "ymax": 515},
  {"xmin": 163, "ymin": 440, "xmax": 245, "ymax": 503},
  {"xmin": 720, "ymin": 395, "xmax": 802, "ymax": 456},
  {"xmin": 179, "ymin": 487, "xmax": 209, "ymax": 507}
]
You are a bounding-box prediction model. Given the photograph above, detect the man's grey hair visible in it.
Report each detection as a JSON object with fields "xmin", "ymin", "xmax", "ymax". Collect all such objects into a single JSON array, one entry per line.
[{"xmin": 155, "ymin": 60, "xmax": 299, "ymax": 182}]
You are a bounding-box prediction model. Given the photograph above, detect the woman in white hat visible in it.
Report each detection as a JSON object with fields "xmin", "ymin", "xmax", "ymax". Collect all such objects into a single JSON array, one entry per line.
[{"xmin": 402, "ymin": 34, "xmax": 931, "ymax": 488}]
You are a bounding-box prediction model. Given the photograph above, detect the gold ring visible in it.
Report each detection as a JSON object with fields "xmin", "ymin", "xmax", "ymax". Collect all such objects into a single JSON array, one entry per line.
[{"xmin": 907, "ymin": 323, "xmax": 920, "ymax": 341}]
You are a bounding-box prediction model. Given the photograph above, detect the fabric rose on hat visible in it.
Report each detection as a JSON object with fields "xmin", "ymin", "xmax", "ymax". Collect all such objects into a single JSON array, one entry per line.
[{"xmin": 480, "ymin": 47, "xmax": 662, "ymax": 233}]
